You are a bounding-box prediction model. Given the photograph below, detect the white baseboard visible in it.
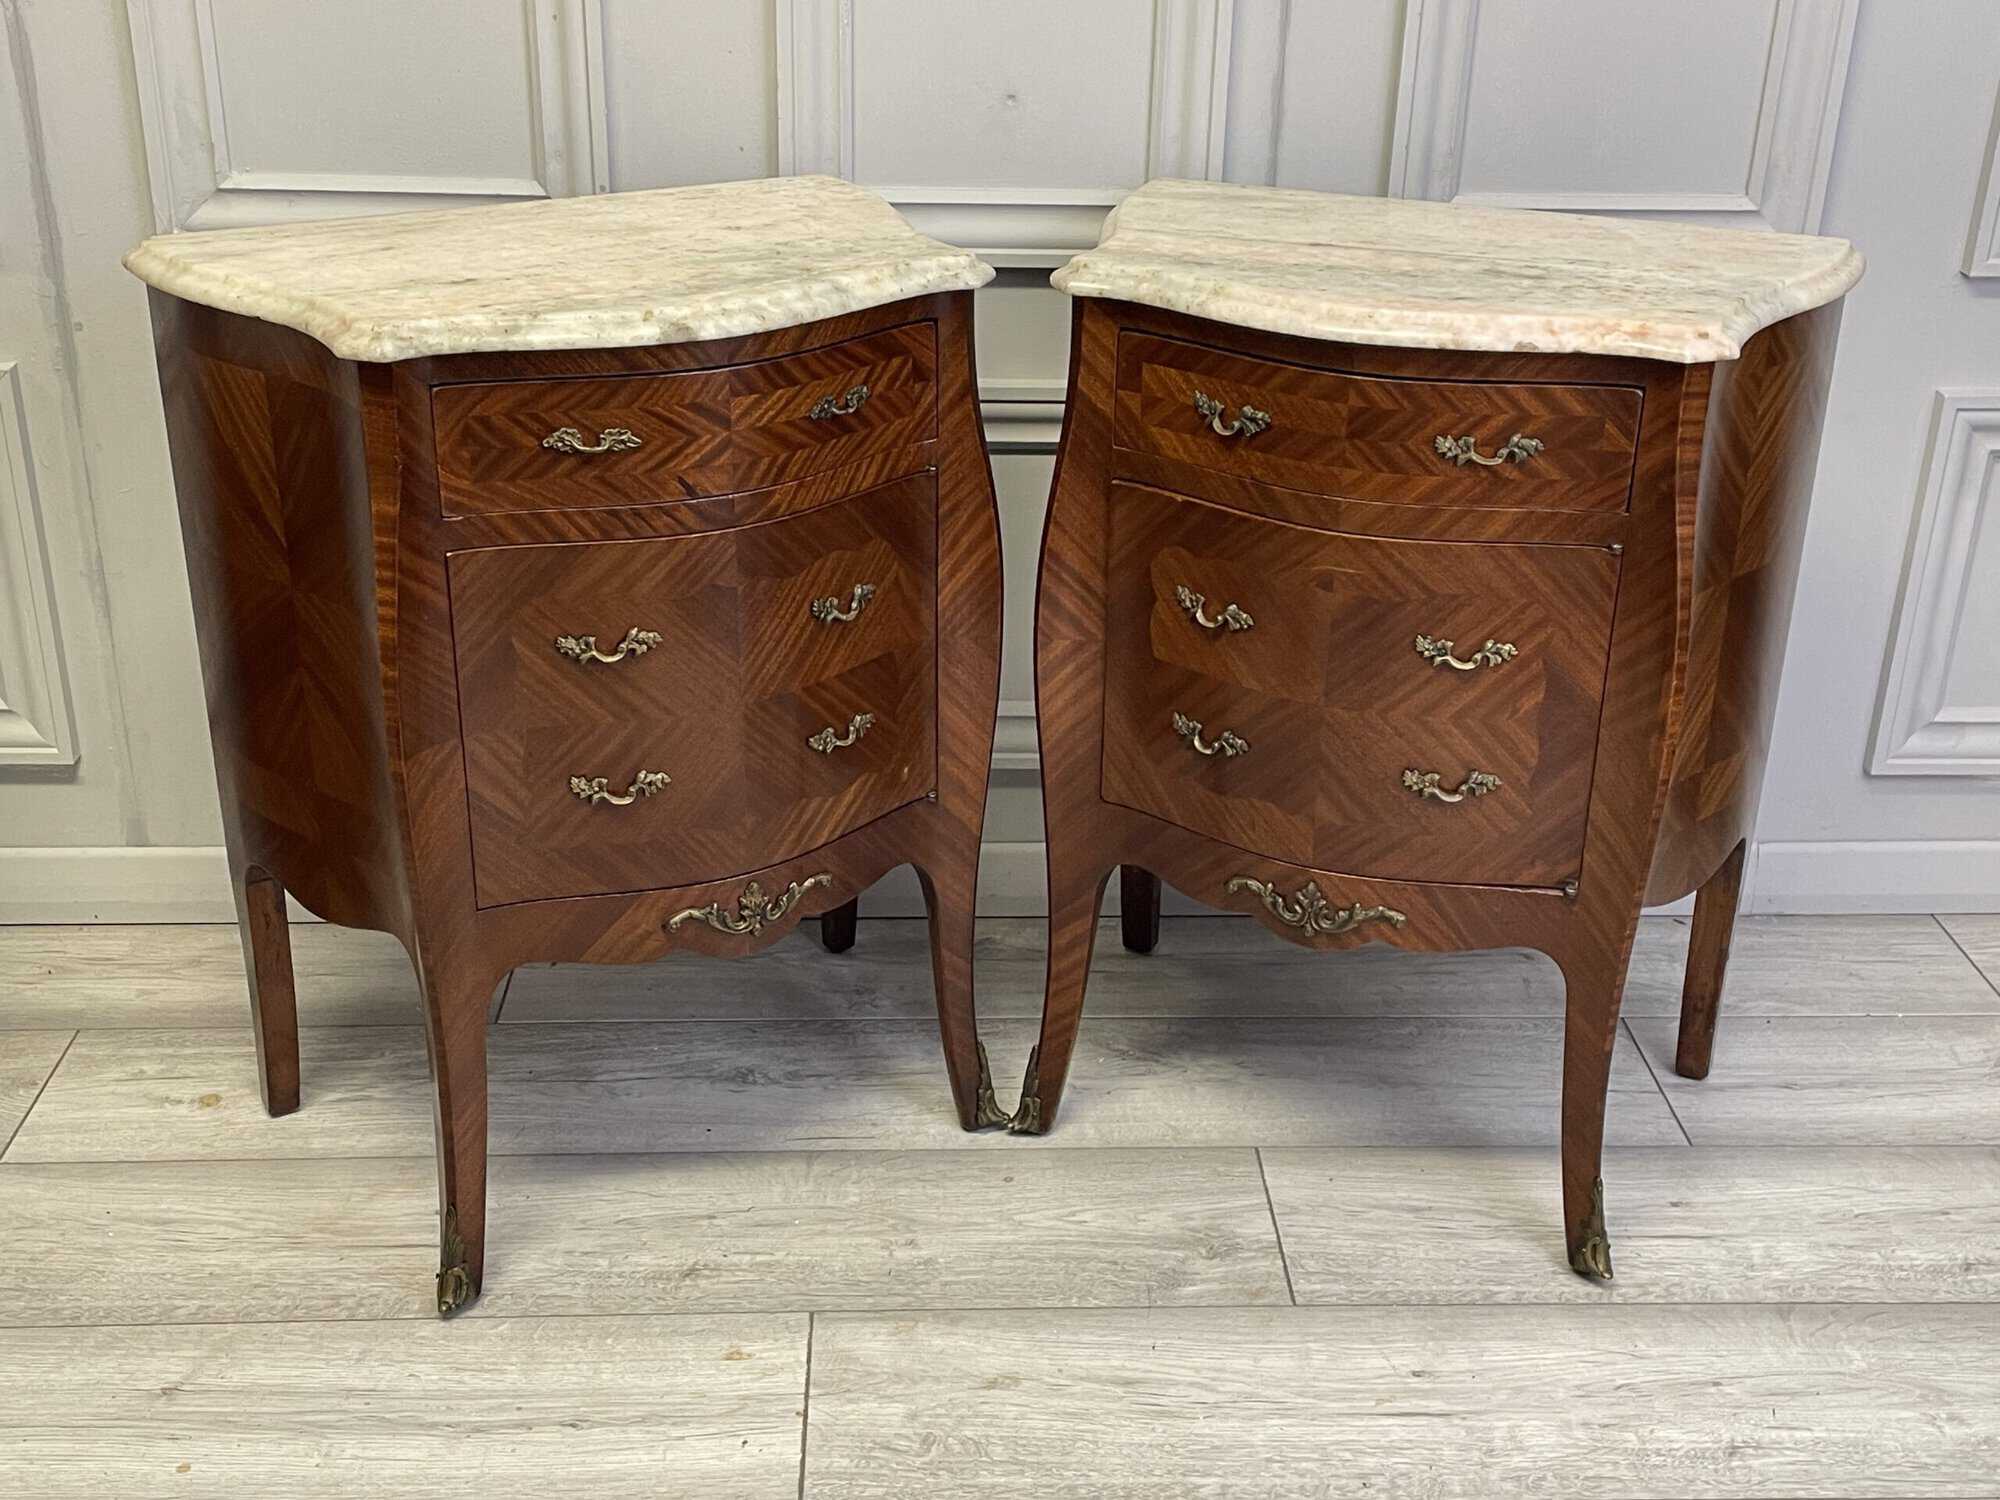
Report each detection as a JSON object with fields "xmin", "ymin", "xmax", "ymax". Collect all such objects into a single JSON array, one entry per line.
[{"xmin": 2, "ymin": 839, "xmax": 1992, "ymax": 923}]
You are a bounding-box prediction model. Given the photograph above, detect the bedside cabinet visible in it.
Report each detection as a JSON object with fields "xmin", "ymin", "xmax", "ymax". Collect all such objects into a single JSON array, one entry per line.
[
  {"xmin": 1020, "ymin": 180, "xmax": 1863, "ymax": 1280},
  {"xmin": 127, "ymin": 177, "xmax": 1003, "ymax": 1314}
]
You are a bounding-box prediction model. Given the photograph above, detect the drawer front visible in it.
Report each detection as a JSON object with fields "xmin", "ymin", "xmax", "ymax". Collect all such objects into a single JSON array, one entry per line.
[
  {"xmin": 432, "ymin": 324, "xmax": 937, "ymax": 517},
  {"xmin": 1101, "ymin": 485, "xmax": 1618, "ymax": 888},
  {"xmin": 450, "ymin": 474, "xmax": 937, "ymax": 906},
  {"xmin": 1115, "ymin": 333, "xmax": 1642, "ymax": 514}
]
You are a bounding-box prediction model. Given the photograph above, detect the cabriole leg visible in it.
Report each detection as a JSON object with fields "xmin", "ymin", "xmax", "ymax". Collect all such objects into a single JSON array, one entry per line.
[
  {"xmin": 1118, "ymin": 866, "xmax": 1161, "ymax": 954},
  {"xmin": 916, "ymin": 860, "xmax": 1006, "ymax": 1130},
  {"xmin": 417, "ymin": 958, "xmax": 498, "ymax": 1317},
  {"xmin": 1558, "ymin": 951, "xmax": 1629, "ymax": 1281},
  {"xmin": 1013, "ymin": 863, "xmax": 1112, "ymax": 1135},
  {"xmin": 1674, "ymin": 839, "xmax": 1747, "ymax": 1080},
  {"xmin": 819, "ymin": 897, "xmax": 860, "ymax": 954},
  {"xmin": 232, "ymin": 863, "xmax": 300, "ymax": 1118}
]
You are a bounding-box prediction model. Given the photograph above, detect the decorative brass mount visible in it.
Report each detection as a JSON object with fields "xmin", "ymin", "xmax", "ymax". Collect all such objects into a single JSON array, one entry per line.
[
  {"xmin": 808, "ymin": 713, "xmax": 875, "ymax": 754},
  {"xmin": 1433, "ymin": 432, "xmax": 1544, "ymax": 467},
  {"xmin": 1006, "ymin": 1045, "xmax": 1044, "ymax": 1134},
  {"xmin": 1192, "ymin": 390, "xmax": 1272, "ymax": 438},
  {"xmin": 667, "ymin": 875, "xmax": 833, "ymax": 936},
  {"xmin": 810, "ymin": 383, "xmax": 871, "ymax": 420},
  {"xmin": 436, "ymin": 1205, "xmax": 477, "ymax": 1317},
  {"xmin": 810, "ymin": 583, "xmax": 877, "ymax": 624},
  {"xmin": 1413, "ymin": 633, "xmax": 1517, "ymax": 671},
  {"xmin": 1174, "ymin": 584, "xmax": 1255, "ymax": 633},
  {"xmin": 1226, "ymin": 876, "xmax": 1407, "ymax": 937},
  {"xmin": 541, "ymin": 425, "xmax": 642, "ymax": 455},
  {"xmin": 1402, "ymin": 768, "xmax": 1502, "ymax": 803},
  {"xmin": 554, "ymin": 627, "xmax": 662, "ymax": 665},
  {"xmin": 1569, "ymin": 1177, "xmax": 1614, "ymax": 1280},
  {"xmin": 973, "ymin": 1041, "xmax": 1011, "ymax": 1129},
  {"xmin": 568, "ymin": 769, "xmax": 671, "ymax": 806},
  {"xmin": 1172, "ymin": 710, "xmax": 1249, "ymax": 758}
]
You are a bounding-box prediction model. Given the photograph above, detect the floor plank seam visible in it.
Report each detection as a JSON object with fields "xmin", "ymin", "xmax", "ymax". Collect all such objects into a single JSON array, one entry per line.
[
  {"xmin": 1253, "ymin": 1147, "xmax": 1299, "ymax": 1306},
  {"xmin": 1, "ymin": 1029, "xmax": 75, "ymax": 1161},
  {"xmin": 1622, "ymin": 1017, "xmax": 1694, "ymax": 1146},
  {"xmin": 796, "ymin": 1311, "xmax": 814, "ymax": 1500},
  {"xmin": 1938, "ymin": 915, "xmax": 2000, "ymax": 1004}
]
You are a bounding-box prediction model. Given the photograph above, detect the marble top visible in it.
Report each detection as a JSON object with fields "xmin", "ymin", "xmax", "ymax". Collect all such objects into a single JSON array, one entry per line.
[
  {"xmin": 124, "ymin": 177, "xmax": 994, "ymax": 363},
  {"xmin": 1052, "ymin": 180, "xmax": 1863, "ymax": 363}
]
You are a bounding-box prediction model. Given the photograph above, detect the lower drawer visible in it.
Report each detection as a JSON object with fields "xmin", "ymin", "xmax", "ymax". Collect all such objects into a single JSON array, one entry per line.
[
  {"xmin": 1100, "ymin": 485, "xmax": 1617, "ymax": 888},
  {"xmin": 449, "ymin": 475, "xmax": 937, "ymax": 905}
]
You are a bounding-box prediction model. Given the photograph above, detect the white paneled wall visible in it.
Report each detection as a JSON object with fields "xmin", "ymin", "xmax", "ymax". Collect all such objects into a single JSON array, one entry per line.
[{"xmin": 0, "ymin": 0, "xmax": 1994, "ymax": 919}]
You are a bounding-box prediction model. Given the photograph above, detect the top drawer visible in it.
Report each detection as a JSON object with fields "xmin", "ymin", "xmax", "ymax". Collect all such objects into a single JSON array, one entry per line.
[
  {"xmin": 1115, "ymin": 333, "xmax": 1642, "ymax": 514},
  {"xmin": 431, "ymin": 323, "xmax": 937, "ymax": 517}
]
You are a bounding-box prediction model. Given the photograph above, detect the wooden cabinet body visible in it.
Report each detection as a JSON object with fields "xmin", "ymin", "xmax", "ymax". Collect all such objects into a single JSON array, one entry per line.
[
  {"xmin": 147, "ymin": 290, "xmax": 1005, "ymax": 1314},
  {"xmin": 1024, "ymin": 296, "xmax": 1842, "ymax": 1279}
]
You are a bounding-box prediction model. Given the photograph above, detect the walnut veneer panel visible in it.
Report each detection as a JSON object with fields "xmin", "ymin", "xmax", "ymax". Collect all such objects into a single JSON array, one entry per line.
[
  {"xmin": 1100, "ymin": 485, "xmax": 1616, "ymax": 888},
  {"xmin": 431, "ymin": 322, "xmax": 936, "ymax": 516},
  {"xmin": 450, "ymin": 475, "xmax": 936, "ymax": 906},
  {"xmin": 1116, "ymin": 332, "xmax": 1642, "ymax": 513}
]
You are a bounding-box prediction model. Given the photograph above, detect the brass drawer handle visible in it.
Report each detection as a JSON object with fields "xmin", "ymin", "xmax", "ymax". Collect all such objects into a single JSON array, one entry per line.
[
  {"xmin": 808, "ymin": 712, "xmax": 875, "ymax": 754},
  {"xmin": 1433, "ymin": 432, "xmax": 1544, "ymax": 467},
  {"xmin": 568, "ymin": 769, "xmax": 671, "ymax": 806},
  {"xmin": 669, "ymin": 874, "xmax": 834, "ymax": 936},
  {"xmin": 1413, "ymin": 634, "xmax": 1517, "ymax": 671},
  {"xmin": 1173, "ymin": 710, "xmax": 1249, "ymax": 758},
  {"xmin": 1193, "ymin": 391, "xmax": 1271, "ymax": 439},
  {"xmin": 810, "ymin": 384, "xmax": 871, "ymax": 420},
  {"xmin": 811, "ymin": 583, "xmax": 877, "ymax": 624},
  {"xmin": 554, "ymin": 627, "xmax": 662, "ymax": 666},
  {"xmin": 1402, "ymin": 767, "xmax": 1502, "ymax": 803},
  {"xmin": 1226, "ymin": 876, "xmax": 1407, "ymax": 936},
  {"xmin": 1174, "ymin": 584, "xmax": 1254, "ymax": 633},
  {"xmin": 542, "ymin": 425, "xmax": 642, "ymax": 456}
]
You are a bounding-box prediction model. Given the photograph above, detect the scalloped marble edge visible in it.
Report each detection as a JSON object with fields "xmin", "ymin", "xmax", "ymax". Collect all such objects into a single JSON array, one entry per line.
[
  {"xmin": 1051, "ymin": 181, "xmax": 1864, "ymax": 364},
  {"xmin": 123, "ymin": 177, "xmax": 995, "ymax": 364}
]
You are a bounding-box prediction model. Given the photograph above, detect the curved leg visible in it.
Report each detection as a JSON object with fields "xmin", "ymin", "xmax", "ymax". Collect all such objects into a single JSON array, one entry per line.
[
  {"xmin": 232, "ymin": 863, "xmax": 300, "ymax": 1118},
  {"xmin": 1118, "ymin": 866, "xmax": 1161, "ymax": 954},
  {"xmin": 819, "ymin": 898, "xmax": 860, "ymax": 954},
  {"xmin": 1012, "ymin": 862, "xmax": 1112, "ymax": 1135},
  {"xmin": 1558, "ymin": 950, "xmax": 1627, "ymax": 1281},
  {"xmin": 1674, "ymin": 839, "xmax": 1747, "ymax": 1080},
  {"xmin": 916, "ymin": 859, "xmax": 1007, "ymax": 1131},
  {"xmin": 416, "ymin": 955, "xmax": 499, "ymax": 1316}
]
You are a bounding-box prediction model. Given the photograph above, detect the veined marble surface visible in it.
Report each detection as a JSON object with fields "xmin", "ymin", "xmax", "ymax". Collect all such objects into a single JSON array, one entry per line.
[
  {"xmin": 1053, "ymin": 179, "xmax": 1864, "ymax": 363},
  {"xmin": 124, "ymin": 177, "xmax": 994, "ymax": 363}
]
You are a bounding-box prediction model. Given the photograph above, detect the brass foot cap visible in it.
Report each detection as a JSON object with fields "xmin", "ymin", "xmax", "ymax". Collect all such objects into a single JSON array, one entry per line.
[{"xmin": 1568, "ymin": 1237, "xmax": 1615, "ymax": 1281}]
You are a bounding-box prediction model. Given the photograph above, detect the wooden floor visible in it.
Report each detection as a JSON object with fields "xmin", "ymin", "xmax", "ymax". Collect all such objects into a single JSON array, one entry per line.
[{"xmin": 2, "ymin": 913, "xmax": 1998, "ymax": 1497}]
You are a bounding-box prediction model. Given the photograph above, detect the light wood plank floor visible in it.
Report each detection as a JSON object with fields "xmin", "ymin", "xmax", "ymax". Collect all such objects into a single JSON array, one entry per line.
[{"xmin": 1, "ymin": 913, "xmax": 1997, "ymax": 1498}]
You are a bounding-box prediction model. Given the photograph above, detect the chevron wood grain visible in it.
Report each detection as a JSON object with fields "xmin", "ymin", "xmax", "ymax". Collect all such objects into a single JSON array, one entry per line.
[
  {"xmin": 1029, "ymin": 296, "xmax": 1845, "ymax": 1284},
  {"xmin": 145, "ymin": 289, "xmax": 1004, "ymax": 1317}
]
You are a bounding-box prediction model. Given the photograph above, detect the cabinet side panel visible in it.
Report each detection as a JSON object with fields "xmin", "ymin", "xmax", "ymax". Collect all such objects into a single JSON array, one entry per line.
[
  {"xmin": 1645, "ymin": 301, "xmax": 1843, "ymax": 905},
  {"xmin": 148, "ymin": 291, "xmax": 408, "ymax": 935}
]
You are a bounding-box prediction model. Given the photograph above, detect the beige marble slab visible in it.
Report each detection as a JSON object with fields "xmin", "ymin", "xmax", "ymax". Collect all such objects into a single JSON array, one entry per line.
[
  {"xmin": 4, "ymin": 1014, "xmax": 1678, "ymax": 1161},
  {"xmin": 0, "ymin": 1030, "xmax": 69, "ymax": 1151},
  {"xmin": 803, "ymin": 1305, "xmax": 2000, "ymax": 1498},
  {"xmin": 124, "ymin": 175, "xmax": 993, "ymax": 362},
  {"xmin": 0, "ymin": 1148, "xmax": 1283, "ymax": 1326},
  {"xmin": 1054, "ymin": 177, "xmax": 1864, "ymax": 362},
  {"xmin": 0, "ymin": 1313, "xmax": 806, "ymax": 1499},
  {"xmin": 0, "ymin": 923, "xmax": 423, "ymax": 1029},
  {"xmin": 1261, "ymin": 1146, "xmax": 2000, "ymax": 1304},
  {"xmin": 1629, "ymin": 1015, "xmax": 2000, "ymax": 1144}
]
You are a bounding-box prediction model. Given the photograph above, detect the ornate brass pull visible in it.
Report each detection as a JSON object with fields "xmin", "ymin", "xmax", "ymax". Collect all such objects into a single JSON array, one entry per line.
[
  {"xmin": 1433, "ymin": 432, "xmax": 1544, "ymax": 467},
  {"xmin": 1172, "ymin": 710, "xmax": 1249, "ymax": 758},
  {"xmin": 1192, "ymin": 391, "xmax": 1271, "ymax": 439},
  {"xmin": 668, "ymin": 875, "xmax": 833, "ymax": 935},
  {"xmin": 568, "ymin": 769, "xmax": 671, "ymax": 806},
  {"xmin": 810, "ymin": 384, "xmax": 871, "ymax": 420},
  {"xmin": 1413, "ymin": 634, "xmax": 1517, "ymax": 671},
  {"xmin": 1174, "ymin": 584, "xmax": 1254, "ymax": 633},
  {"xmin": 808, "ymin": 712, "xmax": 875, "ymax": 754},
  {"xmin": 810, "ymin": 583, "xmax": 877, "ymax": 624},
  {"xmin": 542, "ymin": 425, "xmax": 642, "ymax": 455},
  {"xmin": 1402, "ymin": 767, "xmax": 1502, "ymax": 803},
  {"xmin": 1226, "ymin": 877, "xmax": 1407, "ymax": 936},
  {"xmin": 554, "ymin": 627, "xmax": 662, "ymax": 666}
]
